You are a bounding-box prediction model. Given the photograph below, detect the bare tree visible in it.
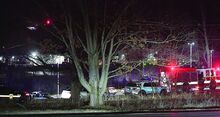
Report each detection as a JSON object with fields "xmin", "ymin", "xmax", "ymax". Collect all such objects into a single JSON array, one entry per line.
[
  {"xmin": 39, "ymin": 0, "xmax": 196, "ymax": 107},
  {"xmin": 200, "ymin": 3, "xmax": 211, "ymax": 68},
  {"xmin": 121, "ymin": 20, "xmax": 196, "ymax": 67}
]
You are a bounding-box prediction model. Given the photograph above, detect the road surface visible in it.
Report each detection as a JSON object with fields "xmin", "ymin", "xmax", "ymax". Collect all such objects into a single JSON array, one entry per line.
[{"xmin": 2, "ymin": 110, "xmax": 220, "ymax": 117}]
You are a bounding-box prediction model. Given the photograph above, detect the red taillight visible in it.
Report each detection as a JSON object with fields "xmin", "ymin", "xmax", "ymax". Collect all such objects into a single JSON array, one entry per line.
[{"xmin": 24, "ymin": 92, "xmax": 30, "ymax": 96}]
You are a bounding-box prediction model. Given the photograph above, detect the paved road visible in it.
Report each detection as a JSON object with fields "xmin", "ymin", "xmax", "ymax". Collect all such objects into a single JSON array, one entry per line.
[{"xmin": 2, "ymin": 111, "xmax": 220, "ymax": 117}]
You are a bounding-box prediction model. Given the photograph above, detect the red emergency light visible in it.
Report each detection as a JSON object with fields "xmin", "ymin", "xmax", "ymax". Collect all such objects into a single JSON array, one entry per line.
[
  {"xmin": 166, "ymin": 66, "xmax": 196, "ymax": 72},
  {"xmin": 43, "ymin": 18, "xmax": 53, "ymax": 26}
]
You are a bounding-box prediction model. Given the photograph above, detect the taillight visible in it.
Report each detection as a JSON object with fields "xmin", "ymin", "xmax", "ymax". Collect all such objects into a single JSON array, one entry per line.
[
  {"xmin": 24, "ymin": 92, "xmax": 30, "ymax": 96},
  {"xmin": 195, "ymin": 86, "xmax": 199, "ymax": 90}
]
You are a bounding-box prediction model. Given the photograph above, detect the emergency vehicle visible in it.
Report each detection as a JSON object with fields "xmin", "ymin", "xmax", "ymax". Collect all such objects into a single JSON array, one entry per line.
[{"xmin": 161, "ymin": 67, "xmax": 220, "ymax": 93}]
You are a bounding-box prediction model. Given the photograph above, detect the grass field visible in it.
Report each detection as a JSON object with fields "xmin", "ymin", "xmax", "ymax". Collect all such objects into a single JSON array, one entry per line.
[{"xmin": 1, "ymin": 92, "xmax": 220, "ymax": 112}]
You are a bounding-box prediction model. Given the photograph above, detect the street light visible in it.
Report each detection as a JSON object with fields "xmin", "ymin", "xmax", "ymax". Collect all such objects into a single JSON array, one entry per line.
[
  {"xmin": 29, "ymin": 51, "xmax": 39, "ymax": 65},
  {"xmin": 210, "ymin": 49, "xmax": 214, "ymax": 68},
  {"xmin": 188, "ymin": 42, "xmax": 195, "ymax": 68},
  {"xmin": 31, "ymin": 51, "xmax": 38, "ymax": 58}
]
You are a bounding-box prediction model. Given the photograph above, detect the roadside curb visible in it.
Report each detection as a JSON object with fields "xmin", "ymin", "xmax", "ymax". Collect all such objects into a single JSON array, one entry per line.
[
  {"xmin": 1, "ymin": 108, "xmax": 220, "ymax": 115},
  {"xmin": 0, "ymin": 109, "xmax": 113, "ymax": 115}
]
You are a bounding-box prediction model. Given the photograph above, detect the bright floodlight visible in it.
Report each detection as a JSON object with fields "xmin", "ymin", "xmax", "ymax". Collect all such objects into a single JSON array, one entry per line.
[
  {"xmin": 56, "ymin": 56, "xmax": 65, "ymax": 64},
  {"xmin": 188, "ymin": 42, "xmax": 195, "ymax": 46},
  {"xmin": 31, "ymin": 51, "xmax": 38, "ymax": 58}
]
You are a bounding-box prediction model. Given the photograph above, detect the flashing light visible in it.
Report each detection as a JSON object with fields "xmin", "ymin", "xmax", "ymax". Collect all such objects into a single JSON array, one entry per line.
[
  {"xmin": 43, "ymin": 18, "xmax": 53, "ymax": 26},
  {"xmin": 46, "ymin": 20, "xmax": 51, "ymax": 24},
  {"xmin": 171, "ymin": 67, "xmax": 175, "ymax": 71},
  {"xmin": 217, "ymin": 67, "xmax": 220, "ymax": 71}
]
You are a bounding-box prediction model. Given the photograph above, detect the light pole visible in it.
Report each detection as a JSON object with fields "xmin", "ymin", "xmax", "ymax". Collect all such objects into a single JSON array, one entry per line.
[
  {"xmin": 55, "ymin": 56, "xmax": 64, "ymax": 98},
  {"xmin": 57, "ymin": 63, "xmax": 60, "ymax": 98},
  {"xmin": 210, "ymin": 49, "xmax": 214, "ymax": 68},
  {"xmin": 188, "ymin": 42, "xmax": 195, "ymax": 68}
]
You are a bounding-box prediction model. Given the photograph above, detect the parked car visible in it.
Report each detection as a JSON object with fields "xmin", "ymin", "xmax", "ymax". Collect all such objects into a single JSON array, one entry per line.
[
  {"xmin": 0, "ymin": 86, "xmax": 30, "ymax": 103},
  {"xmin": 107, "ymin": 87, "xmax": 124, "ymax": 96},
  {"xmin": 61, "ymin": 88, "xmax": 89, "ymax": 99},
  {"xmin": 61, "ymin": 89, "xmax": 71, "ymax": 99},
  {"xmin": 138, "ymin": 81, "xmax": 170, "ymax": 96},
  {"xmin": 30, "ymin": 91, "xmax": 50, "ymax": 100},
  {"xmin": 124, "ymin": 82, "xmax": 140, "ymax": 95}
]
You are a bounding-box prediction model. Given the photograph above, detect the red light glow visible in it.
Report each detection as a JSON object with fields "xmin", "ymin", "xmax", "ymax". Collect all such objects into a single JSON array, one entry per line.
[
  {"xmin": 25, "ymin": 92, "xmax": 30, "ymax": 96},
  {"xmin": 46, "ymin": 20, "xmax": 51, "ymax": 24},
  {"xmin": 43, "ymin": 18, "xmax": 53, "ymax": 26}
]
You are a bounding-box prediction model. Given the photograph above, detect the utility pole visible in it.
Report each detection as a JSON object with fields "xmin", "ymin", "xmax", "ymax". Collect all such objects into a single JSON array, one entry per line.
[
  {"xmin": 188, "ymin": 42, "xmax": 195, "ymax": 68},
  {"xmin": 56, "ymin": 56, "xmax": 64, "ymax": 98},
  {"xmin": 57, "ymin": 63, "xmax": 60, "ymax": 98},
  {"xmin": 188, "ymin": 42, "xmax": 194, "ymax": 82},
  {"xmin": 210, "ymin": 49, "xmax": 214, "ymax": 68}
]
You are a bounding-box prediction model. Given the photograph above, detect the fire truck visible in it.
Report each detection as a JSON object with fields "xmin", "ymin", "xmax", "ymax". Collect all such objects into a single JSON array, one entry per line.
[{"xmin": 161, "ymin": 67, "xmax": 220, "ymax": 93}]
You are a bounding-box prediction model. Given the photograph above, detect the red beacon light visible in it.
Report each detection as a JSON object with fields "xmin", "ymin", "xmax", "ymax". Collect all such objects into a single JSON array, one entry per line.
[
  {"xmin": 171, "ymin": 67, "xmax": 175, "ymax": 71},
  {"xmin": 46, "ymin": 20, "xmax": 51, "ymax": 25},
  {"xmin": 43, "ymin": 18, "xmax": 53, "ymax": 26},
  {"xmin": 216, "ymin": 67, "xmax": 220, "ymax": 71}
]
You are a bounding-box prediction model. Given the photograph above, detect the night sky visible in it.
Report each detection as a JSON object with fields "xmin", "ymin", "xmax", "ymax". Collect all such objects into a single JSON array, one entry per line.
[{"xmin": 1, "ymin": 0, "xmax": 220, "ymax": 52}]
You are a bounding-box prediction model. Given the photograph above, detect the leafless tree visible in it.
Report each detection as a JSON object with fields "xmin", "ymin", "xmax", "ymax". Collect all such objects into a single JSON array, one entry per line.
[{"xmin": 40, "ymin": 0, "xmax": 196, "ymax": 107}]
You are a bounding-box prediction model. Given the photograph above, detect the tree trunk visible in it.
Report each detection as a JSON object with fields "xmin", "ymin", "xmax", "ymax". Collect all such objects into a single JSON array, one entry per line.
[
  {"xmin": 88, "ymin": 54, "xmax": 101, "ymax": 107},
  {"xmin": 98, "ymin": 92, "xmax": 104, "ymax": 105},
  {"xmin": 70, "ymin": 78, "xmax": 82, "ymax": 107},
  {"xmin": 89, "ymin": 87, "xmax": 104, "ymax": 107},
  {"xmin": 90, "ymin": 86, "xmax": 98, "ymax": 107}
]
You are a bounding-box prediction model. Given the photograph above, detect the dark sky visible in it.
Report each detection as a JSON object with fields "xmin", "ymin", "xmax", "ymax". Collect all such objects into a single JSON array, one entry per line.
[
  {"xmin": 0, "ymin": 0, "xmax": 50, "ymax": 48},
  {"xmin": 1, "ymin": 0, "xmax": 220, "ymax": 49},
  {"xmin": 1, "ymin": 1, "xmax": 34, "ymax": 48}
]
